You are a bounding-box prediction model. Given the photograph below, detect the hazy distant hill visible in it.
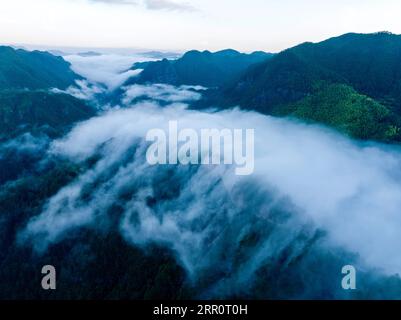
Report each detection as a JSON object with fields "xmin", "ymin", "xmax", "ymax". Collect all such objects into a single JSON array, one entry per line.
[
  {"xmin": 77, "ymin": 51, "xmax": 102, "ymax": 57},
  {"xmin": 125, "ymin": 49, "xmax": 273, "ymax": 87},
  {"xmin": 0, "ymin": 46, "xmax": 80, "ymax": 90},
  {"xmin": 140, "ymin": 51, "xmax": 182, "ymax": 60}
]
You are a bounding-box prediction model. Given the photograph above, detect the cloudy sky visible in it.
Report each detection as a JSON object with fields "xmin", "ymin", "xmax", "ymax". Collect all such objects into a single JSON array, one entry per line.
[{"xmin": 1, "ymin": 0, "xmax": 401, "ymax": 52}]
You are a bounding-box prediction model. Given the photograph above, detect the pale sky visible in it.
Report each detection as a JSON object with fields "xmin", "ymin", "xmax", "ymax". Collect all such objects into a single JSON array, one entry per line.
[{"xmin": 1, "ymin": 0, "xmax": 401, "ymax": 52}]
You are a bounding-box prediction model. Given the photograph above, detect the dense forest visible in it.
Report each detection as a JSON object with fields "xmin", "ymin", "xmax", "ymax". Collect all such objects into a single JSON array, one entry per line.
[{"xmin": 199, "ymin": 32, "xmax": 401, "ymax": 142}]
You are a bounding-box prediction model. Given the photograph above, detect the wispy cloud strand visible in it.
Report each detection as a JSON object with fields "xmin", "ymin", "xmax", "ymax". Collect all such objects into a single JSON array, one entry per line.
[{"xmin": 88, "ymin": 0, "xmax": 197, "ymax": 11}]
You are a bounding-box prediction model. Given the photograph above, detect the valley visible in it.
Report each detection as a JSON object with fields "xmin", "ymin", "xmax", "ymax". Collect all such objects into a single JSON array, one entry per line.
[{"xmin": 2, "ymin": 32, "xmax": 401, "ymax": 300}]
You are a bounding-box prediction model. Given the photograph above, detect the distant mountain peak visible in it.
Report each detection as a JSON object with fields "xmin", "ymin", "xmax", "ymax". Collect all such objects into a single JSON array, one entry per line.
[
  {"xmin": 214, "ymin": 49, "xmax": 241, "ymax": 56},
  {"xmin": 125, "ymin": 48, "xmax": 273, "ymax": 88}
]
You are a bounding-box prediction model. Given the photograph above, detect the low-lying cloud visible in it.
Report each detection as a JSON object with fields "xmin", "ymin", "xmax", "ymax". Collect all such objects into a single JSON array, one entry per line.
[
  {"xmin": 52, "ymin": 80, "xmax": 105, "ymax": 101},
  {"xmin": 0, "ymin": 133, "xmax": 51, "ymax": 185},
  {"xmin": 122, "ymin": 84, "xmax": 204, "ymax": 104},
  {"xmin": 18, "ymin": 99, "xmax": 401, "ymax": 297},
  {"xmin": 64, "ymin": 53, "xmax": 152, "ymax": 90}
]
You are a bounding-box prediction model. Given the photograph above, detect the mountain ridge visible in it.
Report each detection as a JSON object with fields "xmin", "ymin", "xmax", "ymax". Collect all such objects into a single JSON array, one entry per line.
[
  {"xmin": 195, "ymin": 32, "xmax": 401, "ymax": 141},
  {"xmin": 125, "ymin": 49, "xmax": 274, "ymax": 88},
  {"xmin": 0, "ymin": 46, "xmax": 81, "ymax": 91}
]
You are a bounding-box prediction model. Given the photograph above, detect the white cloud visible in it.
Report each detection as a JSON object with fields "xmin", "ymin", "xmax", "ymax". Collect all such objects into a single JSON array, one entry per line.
[
  {"xmin": 122, "ymin": 83, "xmax": 203, "ymax": 104},
  {"xmin": 4, "ymin": 0, "xmax": 401, "ymax": 52},
  {"xmin": 19, "ymin": 101, "xmax": 401, "ymax": 285},
  {"xmin": 145, "ymin": 0, "xmax": 196, "ymax": 11},
  {"xmin": 0, "ymin": 133, "xmax": 49, "ymax": 154},
  {"xmin": 64, "ymin": 53, "xmax": 152, "ymax": 90}
]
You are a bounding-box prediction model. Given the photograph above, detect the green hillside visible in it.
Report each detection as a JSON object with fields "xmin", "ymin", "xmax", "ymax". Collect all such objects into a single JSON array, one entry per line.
[
  {"xmin": 0, "ymin": 90, "xmax": 95, "ymax": 138},
  {"xmin": 0, "ymin": 46, "xmax": 80, "ymax": 90},
  {"xmin": 203, "ymin": 32, "xmax": 401, "ymax": 141},
  {"xmin": 273, "ymin": 83, "xmax": 401, "ymax": 141}
]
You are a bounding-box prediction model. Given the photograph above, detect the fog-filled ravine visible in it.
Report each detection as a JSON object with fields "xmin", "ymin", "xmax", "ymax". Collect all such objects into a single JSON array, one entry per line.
[{"xmin": 2, "ymin": 43, "xmax": 401, "ymax": 299}]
